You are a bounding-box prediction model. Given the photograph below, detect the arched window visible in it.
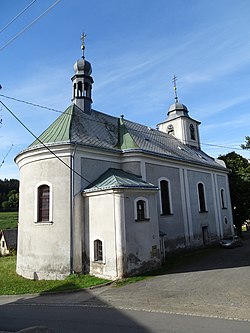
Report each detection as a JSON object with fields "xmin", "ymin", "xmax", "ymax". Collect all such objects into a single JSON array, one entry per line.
[
  {"xmin": 134, "ymin": 197, "xmax": 149, "ymax": 221},
  {"xmin": 77, "ymin": 81, "xmax": 83, "ymax": 97},
  {"xmin": 38, "ymin": 185, "xmax": 50, "ymax": 222},
  {"xmin": 160, "ymin": 179, "xmax": 172, "ymax": 215},
  {"xmin": 198, "ymin": 182, "xmax": 207, "ymax": 213},
  {"xmin": 137, "ymin": 200, "xmax": 145, "ymax": 221},
  {"xmin": 190, "ymin": 124, "xmax": 196, "ymax": 140},
  {"xmin": 94, "ymin": 239, "xmax": 103, "ymax": 261},
  {"xmin": 220, "ymin": 189, "xmax": 226, "ymax": 209}
]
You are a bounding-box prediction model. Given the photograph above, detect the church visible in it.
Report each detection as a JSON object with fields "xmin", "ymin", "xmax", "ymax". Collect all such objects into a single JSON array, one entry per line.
[{"xmin": 15, "ymin": 36, "xmax": 234, "ymax": 280}]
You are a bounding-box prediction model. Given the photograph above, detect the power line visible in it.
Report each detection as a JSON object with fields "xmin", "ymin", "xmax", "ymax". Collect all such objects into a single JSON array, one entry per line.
[
  {"xmin": 0, "ymin": 99, "xmax": 92, "ymax": 185},
  {"xmin": 0, "ymin": 0, "xmax": 37, "ymax": 35},
  {"xmin": 0, "ymin": 0, "xmax": 62, "ymax": 52},
  {"xmin": 0, "ymin": 93, "xmax": 246, "ymax": 153},
  {"xmin": 0, "ymin": 144, "xmax": 13, "ymax": 168},
  {"xmin": 0, "ymin": 93, "xmax": 63, "ymax": 114}
]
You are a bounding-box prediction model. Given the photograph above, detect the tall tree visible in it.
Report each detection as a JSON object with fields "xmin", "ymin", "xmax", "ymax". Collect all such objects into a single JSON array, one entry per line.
[
  {"xmin": 241, "ymin": 136, "xmax": 250, "ymax": 150},
  {"xmin": 218, "ymin": 152, "xmax": 250, "ymax": 236}
]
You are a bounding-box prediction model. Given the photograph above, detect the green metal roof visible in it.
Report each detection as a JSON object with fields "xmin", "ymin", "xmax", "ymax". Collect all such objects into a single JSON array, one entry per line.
[
  {"xmin": 84, "ymin": 168, "xmax": 157, "ymax": 192},
  {"xmin": 115, "ymin": 118, "xmax": 138, "ymax": 149},
  {"xmin": 29, "ymin": 105, "xmax": 74, "ymax": 147}
]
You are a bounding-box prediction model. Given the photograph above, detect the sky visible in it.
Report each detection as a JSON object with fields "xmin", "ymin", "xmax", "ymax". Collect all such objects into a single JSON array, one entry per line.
[{"xmin": 0, "ymin": 0, "xmax": 250, "ymax": 180}]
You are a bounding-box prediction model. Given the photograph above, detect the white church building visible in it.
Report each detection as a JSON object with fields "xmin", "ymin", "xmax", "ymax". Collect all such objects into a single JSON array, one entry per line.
[{"xmin": 15, "ymin": 37, "xmax": 234, "ymax": 280}]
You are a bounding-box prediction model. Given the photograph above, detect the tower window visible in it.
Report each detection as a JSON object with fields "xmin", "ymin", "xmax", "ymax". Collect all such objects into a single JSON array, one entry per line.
[
  {"xmin": 167, "ymin": 124, "xmax": 174, "ymax": 136},
  {"xmin": 94, "ymin": 239, "xmax": 103, "ymax": 261},
  {"xmin": 190, "ymin": 124, "xmax": 196, "ymax": 140},
  {"xmin": 197, "ymin": 182, "xmax": 207, "ymax": 213},
  {"xmin": 77, "ymin": 81, "xmax": 83, "ymax": 97},
  {"xmin": 160, "ymin": 179, "xmax": 172, "ymax": 215},
  {"xmin": 38, "ymin": 185, "xmax": 50, "ymax": 222}
]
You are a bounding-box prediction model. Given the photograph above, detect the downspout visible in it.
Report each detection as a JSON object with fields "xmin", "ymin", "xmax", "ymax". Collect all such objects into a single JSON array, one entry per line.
[{"xmin": 70, "ymin": 144, "xmax": 78, "ymax": 274}]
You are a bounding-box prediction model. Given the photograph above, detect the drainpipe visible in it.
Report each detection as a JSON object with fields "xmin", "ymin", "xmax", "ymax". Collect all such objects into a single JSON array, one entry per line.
[{"xmin": 70, "ymin": 144, "xmax": 78, "ymax": 274}]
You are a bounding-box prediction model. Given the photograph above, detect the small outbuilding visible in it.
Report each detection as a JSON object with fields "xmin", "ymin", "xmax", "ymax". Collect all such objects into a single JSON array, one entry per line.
[{"xmin": 0, "ymin": 228, "xmax": 18, "ymax": 256}]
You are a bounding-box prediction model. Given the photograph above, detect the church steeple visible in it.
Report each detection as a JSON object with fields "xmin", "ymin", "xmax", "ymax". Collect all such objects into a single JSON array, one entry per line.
[
  {"xmin": 71, "ymin": 33, "xmax": 94, "ymax": 114},
  {"xmin": 157, "ymin": 76, "xmax": 201, "ymax": 149}
]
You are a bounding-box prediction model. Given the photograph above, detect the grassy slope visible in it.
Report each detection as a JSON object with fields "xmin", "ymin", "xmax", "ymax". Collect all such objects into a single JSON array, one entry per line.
[
  {"xmin": 0, "ymin": 256, "xmax": 109, "ymax": 295},
  {"xmin": 0, "ymin": 211, "xmax": 18, "ymax": 229}
]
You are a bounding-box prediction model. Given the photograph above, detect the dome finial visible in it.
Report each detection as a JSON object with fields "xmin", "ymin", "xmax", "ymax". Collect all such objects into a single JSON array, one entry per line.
[
  {"xmin": 81, "ymin": 32, "xmax": 87, "ymax": 59},
  {"xmin": 172, "ymin": 74, "xmax": 178, "ymax": 103}
]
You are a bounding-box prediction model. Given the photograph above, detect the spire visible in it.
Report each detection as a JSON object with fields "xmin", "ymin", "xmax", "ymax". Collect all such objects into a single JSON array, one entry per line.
[
  {"xmin": 172, "ymin": 74, "xmax": 178, "ymax": 103},
  {"xmin": 80, "ymin": 32, "xmax": 87, "ymax": 59},
  {"xmin": 71, "ymin": 33, "xmax": 94, "ymax": 114}
]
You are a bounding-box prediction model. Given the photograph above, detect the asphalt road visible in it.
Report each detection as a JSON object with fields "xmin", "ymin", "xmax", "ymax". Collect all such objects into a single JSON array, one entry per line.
[{"xmin": 1, "ymin": 232, "xmax": 250, "ymax": 332}]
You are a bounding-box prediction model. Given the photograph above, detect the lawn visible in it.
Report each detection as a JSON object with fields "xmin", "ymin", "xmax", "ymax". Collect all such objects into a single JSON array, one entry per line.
[
  {"xmin": 0, "ymin": 256, "xmax": 109, "ymax": 295},
  {"xmin": 0, "ymin": 211, "xmax": 18, "ymax": 229}
]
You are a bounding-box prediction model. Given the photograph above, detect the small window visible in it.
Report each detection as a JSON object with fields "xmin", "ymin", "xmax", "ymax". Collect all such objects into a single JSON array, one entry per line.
[
  {"xmin": 77, "ymin": 81, "xmax": 83, "ymax": 97},
  {"xmin": 198, "ymin": 182, "xmax": 207, "ymax": 213},
  {"xmin": 137, "ymin": 200, "xmax": 146, "ymax": 221},
  {"xmin": 160, "ymin": 179, "xmax": 172, "ymax": 215},
  {"xmin": 220, "ymin": 189, "xmax": 227, "ymax": 209},
  {"xmin": 94, "ymin": 239, "xmax": 103, "ymax": 261},
  {"xmin": 2, "ymin": 240, "xmax": 5, "ymax": 247},
  {"xmin": 190, "ymin": 124, "xmax": 196, "ymax": 140},
  {"xmin": 38, "ymin": 185, "xmax": 50, "ymax": 222},
  {"xmin": 224, "ymin": 217, "xmax": 228, "ymax": 225},
  {"xmin": 134, "ymin": 197, "xmax": 149, "ymax": 221}
]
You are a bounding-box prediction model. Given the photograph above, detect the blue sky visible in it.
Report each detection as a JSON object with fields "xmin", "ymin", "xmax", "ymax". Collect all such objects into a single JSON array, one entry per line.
[{"xmin": 0, "ymin": 0, "xmax": 250, "ymax": 179}]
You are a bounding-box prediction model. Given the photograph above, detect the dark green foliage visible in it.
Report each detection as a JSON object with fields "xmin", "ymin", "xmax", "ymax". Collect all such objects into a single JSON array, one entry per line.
[
  {"xmin": 0, "ymin": 179, "xmax": 19, "ymax": 211},
  {"xmin": 218, "ymin": 152, "xmax": 250, "ymax": 235},
  {"xmin": 241, "ymin": 136, "xmax": 250, "ymax": 150}
]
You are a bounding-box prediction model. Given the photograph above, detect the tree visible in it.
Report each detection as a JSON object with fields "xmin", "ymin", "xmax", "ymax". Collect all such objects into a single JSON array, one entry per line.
[
  {"xmin": 218, "ymin": 152, "xmax": 250, "ymax": 236},
  {"xmin": 0, "ymin": 179, "xmax": 19, "ymax": 211},
  {"xmin": 241, "ymin": 136, "xmax": 250, "ymax": 150}
]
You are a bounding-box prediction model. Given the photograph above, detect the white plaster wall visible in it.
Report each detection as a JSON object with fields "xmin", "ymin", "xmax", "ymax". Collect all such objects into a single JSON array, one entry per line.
[
  {"xmin": 86, "ymin": 191, "xmax": 118, "ymax": 279},
  {"xmin": 16, "ymin": 155, "xmax": 72, "ymax": 280},
  {"xmin": 123, "ymin": 190, "xmax": 160, "ymax": 275}
]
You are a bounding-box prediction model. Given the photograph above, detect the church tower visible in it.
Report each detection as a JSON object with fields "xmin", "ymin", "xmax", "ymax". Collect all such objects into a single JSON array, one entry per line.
[
  {"xmin": 71, "ymin": 33, "xmax": 94, "ymax": 114},
  {"xmin": 158, "ymin": 76, "xmax": 201, "ymax": 149}
]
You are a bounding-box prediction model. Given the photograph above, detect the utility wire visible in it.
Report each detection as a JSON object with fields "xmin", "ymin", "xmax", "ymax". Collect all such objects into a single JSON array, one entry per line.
[
  {"xmin": 0, "ymin": 100, "xmax": 92, "ymax": 184},
  {"xmin": 0, "ymin": 0, "xmax": 62, "ymax": 52},
  {"xmin": 0, "ymin": 0, "xmax": 37, "ymax": 35},
  {"xmin": 0, "ymin": 93, "xmax": 246, "ymax": 152},
  {"xmin": 0, "ymin": 144, "xmax": 13, "ymax": 168}
]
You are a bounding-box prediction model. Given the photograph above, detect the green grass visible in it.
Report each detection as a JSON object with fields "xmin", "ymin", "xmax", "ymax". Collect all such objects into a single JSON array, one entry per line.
[
  {"xmin": 0, "ymin": 256, "xmax": 109, "ymax": 295},
  {"xmin": 0, "ymin": 211, "xmax": 18, "ymax": 229}
]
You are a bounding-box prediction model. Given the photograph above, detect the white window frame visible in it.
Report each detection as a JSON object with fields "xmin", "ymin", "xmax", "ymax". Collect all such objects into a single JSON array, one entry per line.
[
  {"xmin": 134, "ymin": 196, "xmax": 150, "ymax": 221},
  {"xmin": 158, "ymin": 177, "xmax": 173, "ymax": 215},
  {"xmin": 34, "ymin": 181, "xmax": 53, "ymax": 223}
]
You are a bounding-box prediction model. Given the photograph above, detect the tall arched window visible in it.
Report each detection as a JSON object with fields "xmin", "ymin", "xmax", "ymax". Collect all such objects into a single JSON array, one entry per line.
[
  {"xmin": 160, "ymin": 179, "xmax": 172, "ymax": 215},
  {"xmin": 220, "ymin": 189, "xmax": 226, "ymax": 209},
  {"xmin": 38, "ymin": 185, "xmax": 50, "ymax": 222},
  {"xmin": 198, "ymin": 182, "xmax": 207, "ymax": 213},
  {"xmin": 94, "ymin": 239, "xmax": 103, "ymax": 261}
]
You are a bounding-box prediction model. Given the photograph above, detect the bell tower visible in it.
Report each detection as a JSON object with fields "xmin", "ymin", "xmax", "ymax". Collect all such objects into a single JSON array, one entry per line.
[
  {"xmin": 158, "ymin": 75, "xmax": 201, "ymax": 149},
  {"xmin": 71, "ymin": 33, "xmax": 94, "ymax": 114}
]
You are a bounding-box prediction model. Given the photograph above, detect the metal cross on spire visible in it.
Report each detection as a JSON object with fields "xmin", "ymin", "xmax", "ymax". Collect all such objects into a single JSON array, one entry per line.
[
  {"xmin": 81, "ymin": 32, "xmax": 87, "ymax": 58},
  {"xmin": 172, "ymin": 74, "xmax": 178, "ymax": 103}
]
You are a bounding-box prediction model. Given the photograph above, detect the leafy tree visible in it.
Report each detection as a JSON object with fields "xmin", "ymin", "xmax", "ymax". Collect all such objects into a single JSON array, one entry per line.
[
  {"xmin": 241, "ymin": 136, "xmax": 250, "ymax": 150},
  {"xmin": 218, "ymin": 152, "xmax": 250, "ymax": 236},
  {"xmin": 0, "ymin": 179, "xmax": 19, "ymax": 212}
]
